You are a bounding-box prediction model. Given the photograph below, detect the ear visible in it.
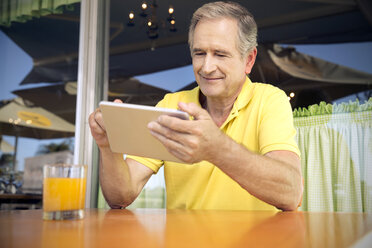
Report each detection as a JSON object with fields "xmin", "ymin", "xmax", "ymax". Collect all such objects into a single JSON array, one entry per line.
[{"xmin": 245, "ymin": 47, "xmax": 257, "ymax": 74}]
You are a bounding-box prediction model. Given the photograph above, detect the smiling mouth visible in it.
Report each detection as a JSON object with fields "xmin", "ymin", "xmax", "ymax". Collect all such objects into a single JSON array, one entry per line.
[{"xmin": 201, "ymin": 75, "xmax": 223, "ymax": 81}]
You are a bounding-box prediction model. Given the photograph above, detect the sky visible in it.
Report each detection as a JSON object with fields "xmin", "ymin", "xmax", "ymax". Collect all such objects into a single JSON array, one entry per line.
[{"xmin": 1, "ymin": 29, "xmax": 372, "ymax": 171}]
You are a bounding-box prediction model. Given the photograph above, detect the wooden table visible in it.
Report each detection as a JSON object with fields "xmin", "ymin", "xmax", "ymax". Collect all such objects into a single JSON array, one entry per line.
[{"xmin": 0, "ymin": 209, "xmax": 371, "ymax": 248}]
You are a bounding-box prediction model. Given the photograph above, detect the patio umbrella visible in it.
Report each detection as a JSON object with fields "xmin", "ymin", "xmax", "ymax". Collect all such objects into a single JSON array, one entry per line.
[
  {"xmin": 179, "ymin": 44, "xmax": 372, "ymax": 109},
  {"xmin": 252, "ymin": 44, "xmax": 372, "ymax": 106},
  {"xmin": 12, "ymin": 77, "xmax": 171, "ymax": 124},
  {"xmin": 0, "ymin": 137, "xmax": 14, "ymax": 153},
  {"xmin": 0, "ymin": 98, "xmax": 75, "ymax": 138},
  {"xmin": 0, "ymin": 97, "xmax": 75, "ymax": 169}
]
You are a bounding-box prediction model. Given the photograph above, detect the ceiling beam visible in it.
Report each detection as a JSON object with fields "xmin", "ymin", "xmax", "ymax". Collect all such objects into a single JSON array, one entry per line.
[
  {"xmin": 257, "ymin": 4, "xmax": 357, "ymax": 29},
  {"xmin": 34, "ymin": 34, "xmax": 188, "ymax": 66},
  {"xmin": 290, "ymin": 0, "xmax": 355, "ymax": 5}
]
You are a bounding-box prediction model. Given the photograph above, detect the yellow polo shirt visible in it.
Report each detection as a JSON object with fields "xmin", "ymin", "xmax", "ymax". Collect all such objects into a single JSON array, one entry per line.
[{"xmin": 128, "ymin": 77, "xmax": 300, "ymax": 210}]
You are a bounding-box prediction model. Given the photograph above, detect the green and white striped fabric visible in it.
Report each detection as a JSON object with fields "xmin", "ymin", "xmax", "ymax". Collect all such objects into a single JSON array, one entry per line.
[
  {"xmin": 0, "ymin": 0, "xmax": 80, "ymax": 27},
  {"xmin": 295, "ymin": 99, "xmax": 372, "ymax": 212}
]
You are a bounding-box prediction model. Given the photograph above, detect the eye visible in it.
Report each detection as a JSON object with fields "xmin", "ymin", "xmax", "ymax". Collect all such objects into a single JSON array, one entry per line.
[
  {"xmin": 216, "ymin": 54, "xmax": 226, "ymax": 57},
  {"xmin": 193, "ymin": 52, "xmax": 205, "ymax": 56}
]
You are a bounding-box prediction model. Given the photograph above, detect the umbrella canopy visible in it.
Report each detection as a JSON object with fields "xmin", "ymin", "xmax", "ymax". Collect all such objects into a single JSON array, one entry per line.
[
  {"xmin": 1, "ymin": 0, "xmax": 371, "ymax": 85},
  {"xmin": 180, "ymin": 44, "xmax": 372, "ymax": 108},
  {"xmin": 0, "ymin": 97, "xmax": 75, "ymax": 170},
  {"xmin": 14, "ymin": 45, "xmax": 372, "ymax": 112},
  {"xmin": 253, "ymin": 44, "xmax": 372, "ymax": 107},
  {"xmin": 0, "ymin": 137, "xmax": 14, "ymax": 153},
  {"xmin": 12, "ymin": 77, "xmax": 170, "ymax": 124},
  {"xmin": 0, "ymin": 98, "xmax": 75, "ymax": 139},
  {"xmin": 255, "ymin": 44, "xmax": 372, "ymax": 85}
]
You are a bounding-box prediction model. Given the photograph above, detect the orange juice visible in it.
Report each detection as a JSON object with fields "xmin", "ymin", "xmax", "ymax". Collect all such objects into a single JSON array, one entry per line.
[{"xmin": 43, "ymin": 177, "xmax": 86, "ymax": 212}]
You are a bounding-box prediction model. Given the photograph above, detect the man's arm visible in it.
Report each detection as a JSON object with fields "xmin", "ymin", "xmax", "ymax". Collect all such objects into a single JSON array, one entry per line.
[
  {"xmin": 211, "ymin": 140, "xmax": 302, "ymax": 211},
  {"xmin": 89, "ymin": 100, "xmax": 154, "ymax": 208},
  {"xmin": 148, "ymin": 102, "xmax": 302, "ymax": 211},
  {"xmin": 98, "ymin": 149, "xmax": 154, "ymax": 209}
]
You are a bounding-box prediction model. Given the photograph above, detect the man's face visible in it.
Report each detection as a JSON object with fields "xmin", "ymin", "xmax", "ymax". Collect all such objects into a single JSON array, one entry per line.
[{"xmin": 191, "ymin": 18, "xmax": 256, "ymax": 101}]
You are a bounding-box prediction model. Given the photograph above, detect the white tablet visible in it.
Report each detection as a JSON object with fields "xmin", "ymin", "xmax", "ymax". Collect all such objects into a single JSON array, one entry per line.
[{"xmin": 99, "ymin": 101, "xmax": 189, "ymax": 163}]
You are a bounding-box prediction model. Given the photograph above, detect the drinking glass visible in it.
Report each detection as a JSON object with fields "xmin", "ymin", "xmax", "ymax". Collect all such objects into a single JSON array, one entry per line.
[{"xmin": 43, "ymin": 164, "xmax": 87, "ymax": 220}]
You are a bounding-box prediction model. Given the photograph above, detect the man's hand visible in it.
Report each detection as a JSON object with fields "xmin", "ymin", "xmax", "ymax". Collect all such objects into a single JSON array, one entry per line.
[
  {"xmin": 88, "ymin": 99, "xmax": 123, "ymax": 149},
  {"xmin": 147, "ymin": 102, "xmax": 224, "ymax": 163}
]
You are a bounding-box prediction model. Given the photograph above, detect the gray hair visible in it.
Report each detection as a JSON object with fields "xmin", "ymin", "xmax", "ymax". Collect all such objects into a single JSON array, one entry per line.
[{"xmin": 188, "ymin": 1, "xmax": 258, "ymax": 57}]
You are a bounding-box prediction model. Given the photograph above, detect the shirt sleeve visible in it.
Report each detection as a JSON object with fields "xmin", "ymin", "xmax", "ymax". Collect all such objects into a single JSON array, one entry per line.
[
  {"xmin": 258, "ymin": 88, "xmax": 301, "ymax": 157},
  {"xmin": 125, "ymin": 155, "xmax": 163, "ymax": 173}
]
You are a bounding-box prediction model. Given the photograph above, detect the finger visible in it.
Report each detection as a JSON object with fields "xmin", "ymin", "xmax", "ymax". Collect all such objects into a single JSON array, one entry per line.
[
  {"xmin": 168, "ymin": 149, "xmax": 194, "ymax": 164},
  {"xmin": 154, "ymin": 115, "xmax": 193, "ymax": 134},
  {"xmin": 93, "ymin": 108, "xmax": 106, "ymax": 132},
  {"xmin": 149, "ymin": 130, "xmax": 193, "ymax": 161},
  {"xmin": 178, "ymin": 102, "xmax": 210, "ymax": 120},
  {"xmin": 89, "ymin": 110, "xmax": 100, "ymax": 129},
  {"xmin": 150, "ymin": 129, "xmax": 183, "ymax": 149},
  {"xmin": 114, "ymin": 99, "xmax": 123, "ymax": 103},
  {"xmin": 88, "ymin": 112, "xmax": 97, "ymax": 130},
  {"xmin": 89, "ymin": 113, "xmax": 105, "ymax": 136},
  {"xmin": 148, "ymin": 121, "xmax": 190, "ymax": 144},
  {"xmin": 149, "ymin": 121, "xmax": 200, "ymax": 158}
]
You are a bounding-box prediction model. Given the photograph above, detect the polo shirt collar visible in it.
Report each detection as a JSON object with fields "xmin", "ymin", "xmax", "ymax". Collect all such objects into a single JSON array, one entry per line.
[
  {"xmin": 232, "ymin": 76, "xmax": 254, "ymax": 112},
  {"xmin": 189, "ymin": 86, "xmax": 202, "ymax": 107},
  {"xmin": 190, "ymin": 76, "xmax": 253, "ymax": 128},
  {"xmin": 222, "ymin": 76, "xmax": 253, "ymax": 127}
]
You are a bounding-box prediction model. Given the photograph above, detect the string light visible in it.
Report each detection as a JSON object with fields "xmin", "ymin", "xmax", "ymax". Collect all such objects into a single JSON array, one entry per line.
[
  {"xmin": 14, "ymin": 118, "xmax": 21, "ymax": 125},
  {"xmin": 140, "ymin": 2, "xmax": 148, "ymax": 17},
  {"xmin": 127, "ymin": 1, "xmax": 177, "ymax": 39},
  {"xmin": 290, "ymin": 92, "xmax": 295, "ymax": 98},
  {"xmin": 128, "ymin": 11, "xmax": 135, "ymax": 26}
]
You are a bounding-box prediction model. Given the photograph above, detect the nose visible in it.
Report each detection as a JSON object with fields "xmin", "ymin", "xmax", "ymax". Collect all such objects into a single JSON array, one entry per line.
[{"xmin": 201, "ymin": 54, "xmax": 217, "ymax": 75}]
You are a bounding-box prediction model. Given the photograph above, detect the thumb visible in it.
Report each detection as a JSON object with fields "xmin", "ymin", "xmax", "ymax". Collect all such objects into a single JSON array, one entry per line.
[
  {"xmin": 178, "ymin": 102, "xmax": 209, "ymax": 120},
  {"xmin": 114, "ymin": 99, "xmax": 123, "ymax": 103}
]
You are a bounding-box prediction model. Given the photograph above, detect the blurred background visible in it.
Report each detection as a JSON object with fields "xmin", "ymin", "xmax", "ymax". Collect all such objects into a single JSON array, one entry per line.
[{"xmin": 0, "ymin": 0, "xmax": 371, "ymax": 211}]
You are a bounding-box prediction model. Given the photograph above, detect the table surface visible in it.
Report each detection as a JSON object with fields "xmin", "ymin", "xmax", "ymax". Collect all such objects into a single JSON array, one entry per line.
[{"xmin": 0, "ymin": 209, "xmax": 371, "ymax": 248}]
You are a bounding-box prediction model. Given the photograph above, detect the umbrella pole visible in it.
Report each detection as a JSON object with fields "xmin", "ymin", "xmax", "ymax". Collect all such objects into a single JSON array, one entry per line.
[{"xmin": 13, "ymin": 133, "xmax": 19, "ymax": 172}]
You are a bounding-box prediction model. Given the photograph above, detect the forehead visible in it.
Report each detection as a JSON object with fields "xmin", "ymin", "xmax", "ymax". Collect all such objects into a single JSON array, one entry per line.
[{"xmin": 193, "ymin": 18, "xmax": 239, "ymax": 52}]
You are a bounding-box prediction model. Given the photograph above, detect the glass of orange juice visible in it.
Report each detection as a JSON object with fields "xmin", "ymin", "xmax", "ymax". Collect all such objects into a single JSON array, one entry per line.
[{"xmin": 43, "ymin": 164, "xmax": 87, "ymax": 220}]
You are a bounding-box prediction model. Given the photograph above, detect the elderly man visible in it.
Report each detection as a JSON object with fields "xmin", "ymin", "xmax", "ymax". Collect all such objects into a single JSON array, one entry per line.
[{"xmin": 89, "ymin": 1, "xmax": 303, "ymax": 211}]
